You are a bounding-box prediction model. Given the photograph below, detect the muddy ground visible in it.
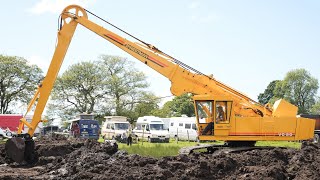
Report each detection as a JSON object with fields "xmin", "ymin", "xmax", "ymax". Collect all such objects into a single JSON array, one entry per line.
[{"xmin": 0, "ymin": 135, "xmax": 320, "ymax": 180}]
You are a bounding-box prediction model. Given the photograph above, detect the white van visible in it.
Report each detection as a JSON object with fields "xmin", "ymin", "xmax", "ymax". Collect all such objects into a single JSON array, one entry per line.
[
  {"xmin": 133, "ymin": 116, "xmax": 169, "ymax": 143},
  {"xmin": 169, "ymin": 116, "xmax": 198, "ymax": 141},
  {"xmin": 101, "ymin": 116, "xmax": 130, "ymax": 140}
]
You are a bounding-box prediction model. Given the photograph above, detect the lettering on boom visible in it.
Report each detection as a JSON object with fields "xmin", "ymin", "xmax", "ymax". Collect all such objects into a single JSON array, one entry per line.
[
  {"xmin": 104, "ymin": 33, "xmax": 167, "ymax": 68},
  {"xmin": 124, "ymin": 44, "xmax": 166, "ymax": 67},
  {"xmin": 124, "ymin": 44, "xmax": 149, "ymax": 60}
]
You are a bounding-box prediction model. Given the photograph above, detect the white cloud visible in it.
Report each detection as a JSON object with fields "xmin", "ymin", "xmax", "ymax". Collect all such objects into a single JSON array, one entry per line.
[{"xmin": 28, "ymin": 0, "xmax": 96, "ymax": 14}]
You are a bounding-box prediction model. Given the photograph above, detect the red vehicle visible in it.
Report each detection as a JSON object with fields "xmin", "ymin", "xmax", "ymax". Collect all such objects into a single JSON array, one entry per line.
[
  {"xmin": 0, "ymin": 114, "xmax": 23, "ymax": 132},
  {"xmin": 300, "ymin": 114, "xmax": 320, "ymax": 143}
]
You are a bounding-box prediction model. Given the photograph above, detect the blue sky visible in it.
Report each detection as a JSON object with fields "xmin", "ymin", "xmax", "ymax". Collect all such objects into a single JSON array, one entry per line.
[{"xmin": 1, "ymin": 0, "xmax": 319, "ymax": 108}]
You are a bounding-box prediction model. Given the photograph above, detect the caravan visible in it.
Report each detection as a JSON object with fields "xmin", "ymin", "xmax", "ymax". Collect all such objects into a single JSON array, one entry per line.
[
  {"xmin": 133, "ymin": 116, "xmax": 169, "ymax": 143},
  {"xmin": 169, "ymin": 116, "xmax": 198, "ymax": 141}
]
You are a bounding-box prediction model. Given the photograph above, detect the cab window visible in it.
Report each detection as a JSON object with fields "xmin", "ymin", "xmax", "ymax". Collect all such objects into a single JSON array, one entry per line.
[
  {"xmin": 195, "ymin": 100, "xmax": 213, "ymax": 123},
  {"xmin": 215, "ymin": 101, "xmax": 232, "ymax": 123}
]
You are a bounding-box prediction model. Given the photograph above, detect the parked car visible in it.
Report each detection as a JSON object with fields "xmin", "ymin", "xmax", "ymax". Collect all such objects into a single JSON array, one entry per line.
[{"xmin": 41, "ymin": 125, "xmax": 59, "ymax": 135}]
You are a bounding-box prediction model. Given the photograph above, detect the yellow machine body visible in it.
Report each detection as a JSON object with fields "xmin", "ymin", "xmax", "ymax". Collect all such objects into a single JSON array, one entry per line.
[{"xmin": 194, "ymin": 95, "xmax": 315, "ymax": 142}]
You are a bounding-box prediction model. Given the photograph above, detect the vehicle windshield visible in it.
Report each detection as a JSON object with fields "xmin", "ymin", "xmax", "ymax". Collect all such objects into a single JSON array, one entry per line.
[
  {"xmin": 150, "ymin": 124, "xmax": 164, "ymax": 130},
  {"xmin": 115, "ymin": 123, "xmax": 129, "ymax": 130}
]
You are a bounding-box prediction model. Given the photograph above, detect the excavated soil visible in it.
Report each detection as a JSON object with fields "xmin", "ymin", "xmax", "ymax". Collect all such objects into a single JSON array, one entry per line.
[{"xmin": 1, "ymin": 135, "xmax": 320, "ymax": 179}]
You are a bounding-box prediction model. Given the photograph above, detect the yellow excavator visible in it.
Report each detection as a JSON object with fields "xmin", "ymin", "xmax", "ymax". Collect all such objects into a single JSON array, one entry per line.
[{"xmin": 5, "ymin": 5, "xmax": 315, "ymax": 163}]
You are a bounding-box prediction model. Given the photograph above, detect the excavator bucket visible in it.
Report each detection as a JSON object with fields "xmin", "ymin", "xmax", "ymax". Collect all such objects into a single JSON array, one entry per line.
[
  {"xmin": 5, "ymin": 137, "xmax": 26, "ymax": 163},
  {"xmin": 5, "ymin": 137, "xmax": 37, "ymax": 163}
]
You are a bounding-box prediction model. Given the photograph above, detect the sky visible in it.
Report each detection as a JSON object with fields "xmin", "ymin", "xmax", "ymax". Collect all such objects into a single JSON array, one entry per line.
[{"xmin": 1, "ymin": 0, "xmax": 320, "ymax": 111}]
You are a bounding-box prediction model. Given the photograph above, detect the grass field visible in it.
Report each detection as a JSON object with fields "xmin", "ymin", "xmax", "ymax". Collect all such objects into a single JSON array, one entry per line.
[
  {"xmin": 256, "ymin": 141, "xmax": 301, "ymax": 148},
  {"xmin": 118, "ymin": 140, "xmax": 199, "ymax": 158},
  {"xmin": 99, "ymin": 137, "xmax": 302, "ymax": 158}
]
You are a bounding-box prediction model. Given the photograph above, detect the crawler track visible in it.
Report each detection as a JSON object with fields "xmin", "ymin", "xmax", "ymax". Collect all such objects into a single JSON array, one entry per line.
[{"xmin": 179, "ymin": 144, "xmax": 279, "ymax": 155}]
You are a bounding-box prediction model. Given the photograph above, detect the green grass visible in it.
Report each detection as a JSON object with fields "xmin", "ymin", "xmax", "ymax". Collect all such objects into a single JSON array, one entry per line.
[
  {"xmin": 118, "ymin": 140, "xmax": 200, "ymax": 158},
  {"xmin": 256, "ymin": 141, "xmax": 301, "ymax": 149},
  {"xmin": 0, "ymin": 139, "xmax": 7, "ymax": 144},
  {"xmin": 98, "ymin": 137, "xmax": 301, "ymax": 157}
]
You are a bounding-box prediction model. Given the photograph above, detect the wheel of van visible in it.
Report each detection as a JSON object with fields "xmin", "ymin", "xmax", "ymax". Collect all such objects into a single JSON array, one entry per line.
[
  {"xmin": 6, "ymin": 131, "xmax": 12, "ymax": 137},
  {"xmin": 313, "ymin": 134, "xmax": 319, "ymax": 144}
]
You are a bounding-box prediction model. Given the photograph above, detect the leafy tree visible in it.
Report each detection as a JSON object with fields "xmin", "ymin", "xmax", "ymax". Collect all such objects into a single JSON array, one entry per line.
[
  {"xmin": 100, "ymin": 55, "xmax": 149, "ymax": 115},
  {"xmin": 276, "ymin": 69, "xmax": 318, "ymax": 113},
  {"xmin": 49, "ymin": 61, "xmax": 106, "ymax": 118},
  {"xmin": 310, "ymin": 97, "xmax": 320, "ymax": 114},
  {"xmin": 151, "ymin": 101, "xmax": 172, "ymax": 118},
  {"xmin": 153, "ymin": 94, "xmax": 195, "ymax": 117},
  {"xmin": 258, "ymin": 80, "xmax": 280, "ymax": 104},
  {"xmin": 0, "ymin": 55, "xmax": 43, "ymax": 113},
  {"xmin": 48, "ymin": 55, "xmax": 153, "ymax": 121},
  {"xmin": 130, "ymin": 92, "xmax": 160, "ymax": 120}
]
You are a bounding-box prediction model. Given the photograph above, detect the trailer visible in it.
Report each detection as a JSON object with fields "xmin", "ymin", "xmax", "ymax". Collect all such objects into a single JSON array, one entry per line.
[
  {"xmin": 300, "ymin": 114, "xmax": 320, "ymax": 143},
  {"xmin": 0, "ymin": 114, "xmax": 22, "ymax": 132}
]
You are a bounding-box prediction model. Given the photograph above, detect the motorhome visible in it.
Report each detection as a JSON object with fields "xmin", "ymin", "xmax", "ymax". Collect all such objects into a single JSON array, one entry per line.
[
  {"xmin": 169, "ymin": 116, "xmax": 198, "ymax": 141},
  {"xmin": 133, "ymin": 116, "xmax": 169, "ymax": 143},
  {"xmin": 101, "ymin": 116, "xmax": 130, "ymax": 141}
]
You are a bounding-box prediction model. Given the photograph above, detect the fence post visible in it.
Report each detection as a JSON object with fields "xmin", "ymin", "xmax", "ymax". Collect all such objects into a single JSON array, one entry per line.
[
  {"xmin": 187, "ymin": 130, "xmax": 189, "ymax": 142},
  {"xmin": 142, "ymin": 125, "xmax": 145, "ymax": 145},
  {"xmin": 176, "ymin": 128, "xmax": 178, "ymax": 144}
]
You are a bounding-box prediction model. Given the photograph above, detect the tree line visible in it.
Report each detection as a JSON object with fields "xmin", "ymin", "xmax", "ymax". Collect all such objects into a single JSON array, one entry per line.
[
  {"xmin": 0, "ymin": 54, "xmax": 194, "ymax": 124},
  {"xmin": 0, "ymin": 54, "xmax": 319, "ymax": 124},
  {"xmin": 258, "ymin": 69, "xmax": 319, "ymax": 114}
]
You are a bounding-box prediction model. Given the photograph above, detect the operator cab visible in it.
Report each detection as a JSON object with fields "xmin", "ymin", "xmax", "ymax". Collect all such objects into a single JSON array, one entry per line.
[{"xmin": 194, "ymin": 95, "xmax": 233, "ymax": 139}]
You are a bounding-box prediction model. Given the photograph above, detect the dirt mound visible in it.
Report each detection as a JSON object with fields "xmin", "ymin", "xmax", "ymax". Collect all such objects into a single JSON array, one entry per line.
[{"xmin": 1, "ymin": 139, "xmax": 320, "ymax": 179}]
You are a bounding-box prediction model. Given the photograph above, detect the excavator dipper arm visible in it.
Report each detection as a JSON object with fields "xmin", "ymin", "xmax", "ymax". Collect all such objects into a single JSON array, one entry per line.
[{"xmin": 5, "ymin": 5, "xmax": 80, "ymax": 163}]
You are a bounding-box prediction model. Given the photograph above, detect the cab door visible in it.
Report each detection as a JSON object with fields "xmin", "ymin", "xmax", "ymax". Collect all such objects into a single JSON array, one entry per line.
[
  {"xmin": 195, "ymin": 100, "xmax": 214, "ymax": 136},
  {"xmin": 214, "ymin": 101, "xmax": 232, "ymax": 136}
]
